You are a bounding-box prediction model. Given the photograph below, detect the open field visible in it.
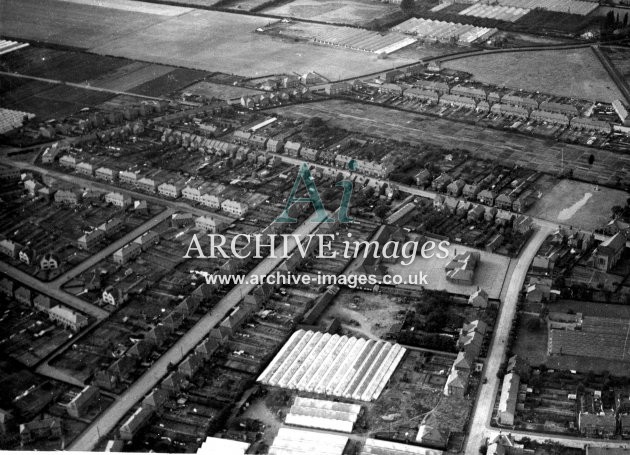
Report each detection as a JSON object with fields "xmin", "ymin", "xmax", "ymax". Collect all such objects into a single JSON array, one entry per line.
[
  {"xmin": 387, "ymin": 240, "xmax": 510, "ymax": 299},
  {"xmin": 1, "ymin": 0, "xmax": 415, "ymax": 79},
  {"xmin": 527, "ymin": 179, "xmax": 629, "ymax": 232},
  {"xmin": 181, "ymin": 80, "xmax": 264, "ymax": 100},
  {"xmin": 0, "ymin": 47, "xmax": 130, "ymax": 84},
  {"xmin": 126, "ymin": 0, "xmax": 223, "ymax": 6},
  {"xmin": 0, "ymin": 75, "xmax": 115, "ymax": 119},
  {"xmin": 0, "ymin": 46, "xmax": 209, "ymax": 98},
  {"xmin": 263, "ymin": 0, "xmax": 399, "ymax": 26},
  {"xmin": 270, "ymin": 100, "xmax": 630, "ymax": 187},
  {"xmin": 496, "ymin": 0, "xmax": 597, "ymax": 15},
  {"xmin": 57, "ymin": 0, "xmax": 193, "ymax": 15},
  {"xmin": 89, "ymin": 63, "xmax": 175, "ymax": 91},
  {"xmin": 320, "ymin": 290, "xmax": 408, "ymax": 339},
  {"xmin": 601, "ymin": 45, "xmax": 630, "ymax": 88},
  {"xmin": 443, "ymin": 47, "xmax": 624, "ymax": 102},
  {"xmin": 0, "ymin": 0, "xmax": 175, "ymax": 48},
  {"xmin": 513, "ymin": 10, "xmax": 599, "ymax": 35}
]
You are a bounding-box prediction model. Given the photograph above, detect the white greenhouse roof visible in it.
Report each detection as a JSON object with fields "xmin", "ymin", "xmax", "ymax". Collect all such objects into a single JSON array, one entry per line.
[{"xmin": 258, "ymin": 330, "xmax": 406, "ymax": 401}]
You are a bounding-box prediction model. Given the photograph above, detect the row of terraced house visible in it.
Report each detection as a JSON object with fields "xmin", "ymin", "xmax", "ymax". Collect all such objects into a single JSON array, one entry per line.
[
  {"xmin": 418, "ymin": 169, "xmax": 540, "ymax": 214},
  {"xmin": 0, "ymin": 277, "xmax": 88, "ymax": 331},
  {"xmin": 360, "ymin": 78, "xmax": 618, "ymax": 132}
]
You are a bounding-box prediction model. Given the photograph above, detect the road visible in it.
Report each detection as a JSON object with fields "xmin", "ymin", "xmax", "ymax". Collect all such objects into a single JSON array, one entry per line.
[
  {"xmin": 50, "ymin": 208, "xmax": 174, "ymax": 287},
  {"xmin": 0, "ymin": 261, "xmax": 109, "ymax": 320},
  {"xmin": 68, "ymin": 212, "xmax": 323, "ymax": 451},
  {"xmin": 484, "ymin": 427, "xmax": 630, "ymax": 451},
  {"xmin": 464, "ymin": 226, "xmax": 551, "ymax": 454},
  {"xmin": 1, "ymin": 157, "xmax": 235, "ymax": 225},
  {"xmin": 0, "ymin": 206, "xmax": 174, "ymax": 320},
  {"xmin": 0, "ymin": 70, "xmax": 178, "ymax": 102},
  {"xmin": 268, "ymin": 152, "xmax": 627, "ymax": 241},
  {"xmin": 465, "ymin": 219, "xmax": 624, "ymax": 453}
]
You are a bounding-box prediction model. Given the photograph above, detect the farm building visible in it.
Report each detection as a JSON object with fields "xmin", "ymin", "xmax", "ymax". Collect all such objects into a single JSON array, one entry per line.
[
  {"xmin": 257, "ymin": 330, "xmax": 406, "ymax": 401},
  {"xmin": 498, "ymin": 372, "xmax": 519, "ymax": 426},
  {"xmin": 361, "ymin": 437, "xmax": 444, "ymax": 454},
  {"xmin": 459, "ymin": 4, "xmax": 529, "ymax": 22},
  {"xmin": 0, "ymin": 106, "xmax": 34, "ymax": 134},
  {"xmin": 493, "ymin": 0, "xmax": 597, "ymax": 15},
  {"xmin": 284, "ymin": 397, "xmax": 361, "ymax": 433},
  {"xmin": 268, "ymin": 427, "xmax": 348, "ymax": 455},
  {"xmin": 393, "ymin": 18, "xmax": 497, "ymax": 45},
  {"xmin": 612, "ymin": 99, "xmax": 630, "ymax": 126},
  {"xmin": 307, "ymin": 25, "xmax": 417, "ymax": 55},
  {"xmin": 197, "ymin": 437, "xmax": 250, "ymax": 455}
]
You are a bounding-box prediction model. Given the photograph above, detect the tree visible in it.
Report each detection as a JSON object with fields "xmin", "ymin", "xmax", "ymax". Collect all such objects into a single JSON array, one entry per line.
[
  {"xmin": 400, "ymin": 0, "xmax": 415, "ymax": 12},
  {"xmin": 374, "ymin": 203, "xmax": 388, "ymax": 220},
  {"xmin": 588, "ymin": 154, "xmax": 595, "ymax": 165},
  {"xmin": 364, "ymin": 186, "xmax": 375, "ymax": 199},
  {"xmin": 624, "ymin": 12, "xmax": 629, "ymax": 27}
]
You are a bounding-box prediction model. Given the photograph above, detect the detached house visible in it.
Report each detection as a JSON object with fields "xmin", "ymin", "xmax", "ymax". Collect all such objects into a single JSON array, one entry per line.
[{"xmin": 587, "ymin": 232, "xmax": 625, "ymax": 272}]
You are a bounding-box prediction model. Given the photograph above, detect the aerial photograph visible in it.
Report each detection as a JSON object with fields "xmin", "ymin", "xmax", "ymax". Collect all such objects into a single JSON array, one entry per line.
[{"xmin": 0, "ymin": 0, "xmax": 630, "ymax": 453}]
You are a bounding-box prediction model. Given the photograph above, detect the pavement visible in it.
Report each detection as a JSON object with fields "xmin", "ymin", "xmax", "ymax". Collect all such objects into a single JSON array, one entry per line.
[
  {"xmin": 464, "ymin": 226, "xmax": 552, "ymax": 454},
  {"xmin": 68, "ymin": 212, "xmax": 323, "ymax": 451},
  {"xmin": 459, "ymin": 224, "xmax": 630, "ymax": 453}
]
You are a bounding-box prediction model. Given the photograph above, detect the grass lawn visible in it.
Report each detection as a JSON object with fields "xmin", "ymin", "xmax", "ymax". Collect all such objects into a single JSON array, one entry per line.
[
  {"xmin": 182, "ymin": 81, "xmax": 264, "ymax": 100},
  {"xmin": 443, "ymin": 47, "xmax": 624, "ymax": 102},
  {"xmin": 511, "ymin": 314, "xmax": 548, "ymax": 367},
  {"xmin": 527, "ymin": 179, "xmax": 629, "ymax": 232}
]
